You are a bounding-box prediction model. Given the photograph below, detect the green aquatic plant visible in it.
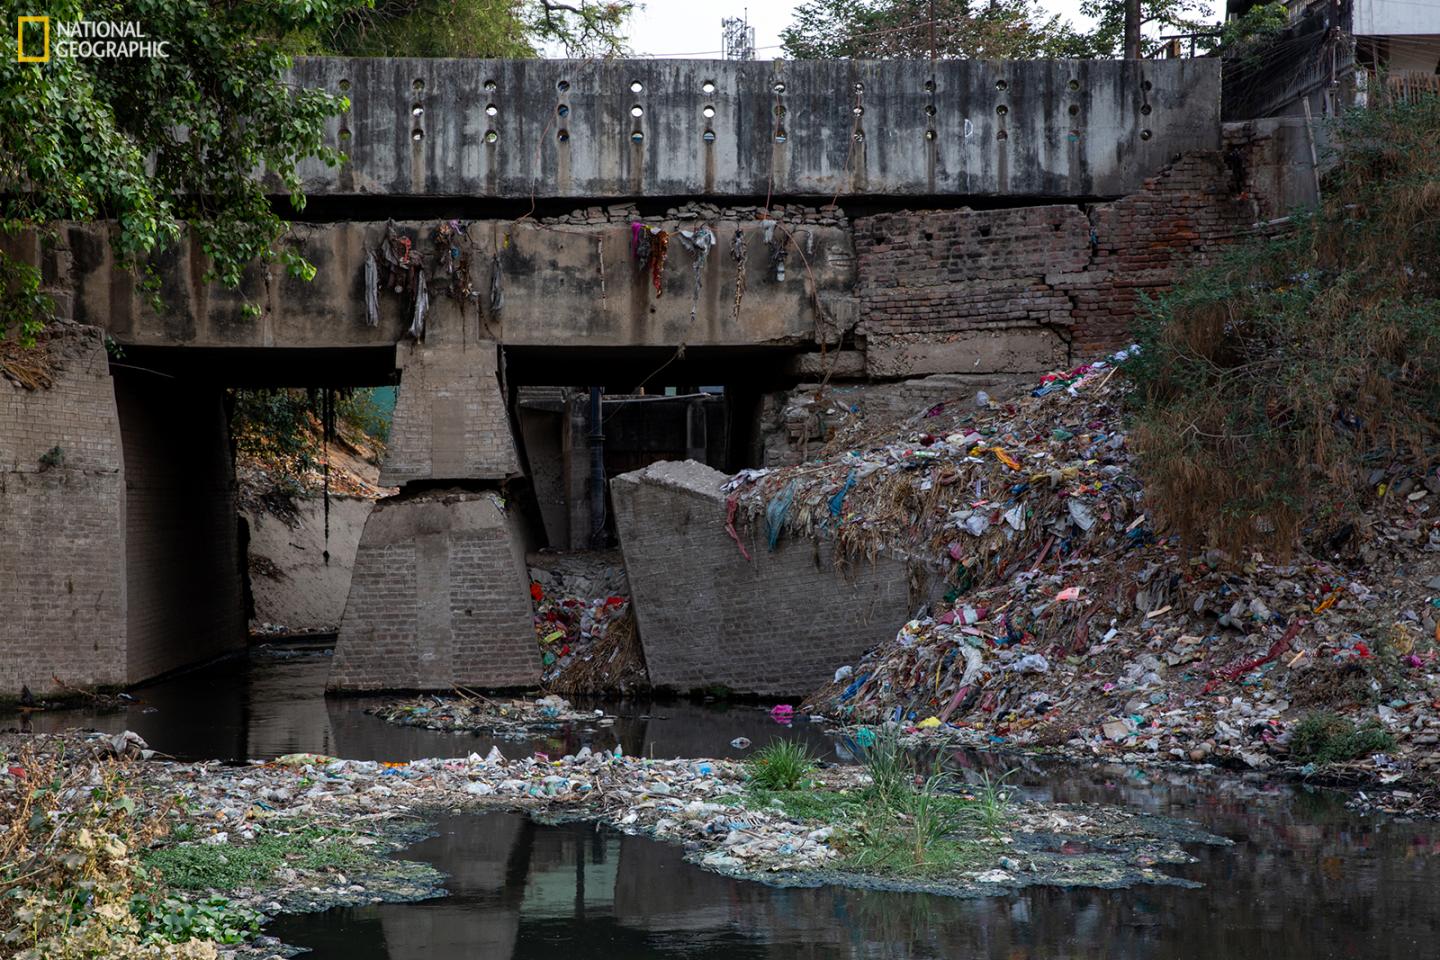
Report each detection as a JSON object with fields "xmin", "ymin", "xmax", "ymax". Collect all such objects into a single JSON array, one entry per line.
[
  {"xmin": 744, "ymin": 739, "xmax": 819, "ymax": 791},
  {"xmin": 964, "ymin": 768, "xmax": 1016, "ymax": 838},
  {"xmin": 131, "ymin": 895, "xmax": 261, "ymax": 946},
  {"xmin": 142, "ymin": 826, "xmax": 373, "ymax": 891}
]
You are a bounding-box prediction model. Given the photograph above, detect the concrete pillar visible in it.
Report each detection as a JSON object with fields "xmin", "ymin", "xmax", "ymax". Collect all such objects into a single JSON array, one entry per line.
[
  {"xmin": 380, "ymin": 340, "xmax": 520, "ymax": 486},
  {"xmin": 331, "ymin": 332, "xmax": 539, "ymax": 691},
  {"xmin": 327, "ymin": 492, "xmax": 539, "ymax": 691},
  {"xmin": 563, "ymin": 392, "xmax": 592, "ymax": 550},
  {"xmin": 0, "ymin": 327, "xmax": 127, "ymax": 696},
  {"xmin": 611, "ymin": 460, "xmax": 911, "ymax": 697},
  {"xmin": 684, "ymin": 398, "xmax": 707, "ymax": 463}
]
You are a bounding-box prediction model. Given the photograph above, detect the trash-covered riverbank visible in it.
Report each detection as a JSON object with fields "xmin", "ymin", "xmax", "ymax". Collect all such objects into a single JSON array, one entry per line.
[
  {"xmin": 721, "ymin": 353, "xmax": 1440, "ymax": 812},
  {"xmin": 2, "ymin": 729, "xmax": 1228, "ymax": 958}
]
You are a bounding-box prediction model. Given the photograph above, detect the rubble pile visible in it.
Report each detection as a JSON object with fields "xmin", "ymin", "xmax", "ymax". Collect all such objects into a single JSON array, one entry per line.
[
  {"xmin": 727, "ymin": 352, "xmax": 1440, "ymax": 796},
  {"xmin": 369, "ymin": 694, "xmax": 616, "ymax": 738}
]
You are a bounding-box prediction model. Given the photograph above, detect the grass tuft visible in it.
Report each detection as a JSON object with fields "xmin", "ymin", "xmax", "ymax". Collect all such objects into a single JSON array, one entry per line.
[{"xmin": 744, "ymin": 739, "xmax": 819, "ymax": 791}]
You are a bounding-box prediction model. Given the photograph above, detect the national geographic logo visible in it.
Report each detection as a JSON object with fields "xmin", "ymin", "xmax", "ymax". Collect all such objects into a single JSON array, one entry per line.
[
  {"xmin": 16, "ymin": 16, "xmax": 169, "ymax": 62},
  {"xmin": 16, "ymin": 16, "xmax": 47, "ymax": 61}
]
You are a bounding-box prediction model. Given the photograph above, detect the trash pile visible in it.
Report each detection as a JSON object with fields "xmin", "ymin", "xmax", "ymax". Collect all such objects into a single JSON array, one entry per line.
[
  {"xmin": 368, "ymin": 693, "xmax": 615, "ymax": 739},
  {"xmin": 528, "ymin": 555, "xmax": 649, "ymax": 694},
  {"xmin": 532, "ymin": 588, "xmax": 646, "ymax": 694},
  {"xmin": 3, "ymin": 731, "xmax": 1219, "ymax": 906},
  {"xmin": 727, "ymin": 351, "xmax": 1440, "ymax": 798}
]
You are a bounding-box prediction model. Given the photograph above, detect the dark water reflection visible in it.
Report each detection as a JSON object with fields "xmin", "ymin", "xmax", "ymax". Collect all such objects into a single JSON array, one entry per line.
[
  {"xmin": 0, "ymin": 652, "xmax": 836, "ymax": 764},
  {"xmin": 272, "ymin": 795, "xmax": 1440, "ymax": 960},
  {"xmin": 8, "ymin": 651, "xmax": 1440, "ymax": 958}
]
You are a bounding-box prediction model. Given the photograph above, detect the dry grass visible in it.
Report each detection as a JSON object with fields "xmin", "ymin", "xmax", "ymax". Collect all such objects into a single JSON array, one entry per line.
[
  {"xmin": 0, "ymin": 742, "xmax": 219, "ymax": 959},
  {"xmin": 0, "ymin": 336, "xmax": 55, "ymax": 390},
  {"xmin": 1127, "ymin": 96, "xmax": 1440, "ymax": 556}
]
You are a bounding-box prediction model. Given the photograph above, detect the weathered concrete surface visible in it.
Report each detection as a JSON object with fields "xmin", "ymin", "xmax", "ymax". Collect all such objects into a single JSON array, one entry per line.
[
  {"xmin": 612, "ymin": 460, "xmax": 911, "ymax": 697},
  {"xmin": 37, "ymin": 216, "xmax": 852, "ymax": 352},
  {"xmin": 31, "ymin": 224, "xmax": 407, "ymax": 350},
  {"xmin": 328, "ymin": 491, "xmax": 539, "ymax": 691},
  {"xmin": 514, "ymin": 388, "xmax": 570, "ymax": 549},
  {"xmin": 1223, "ymin": 118, "xmax": 1325, "ymax": 217},
  {"xmin": 0, "ymin": 328, "xmax": 127, "ymax": 696},
  {"xmin": 864, "ymin": 328, "xmax": 1070, "ymax": 379},
  {"xmin": 489, "ymin": 218, "xmax": 853, "ymax": 348},
  {"xmin": 289, "ymin": 57, "xmax": 1221, "ymax": 199},
  {"xmin": 24, "ymin": 146, "xmax": 1262, "ymax": 378}
]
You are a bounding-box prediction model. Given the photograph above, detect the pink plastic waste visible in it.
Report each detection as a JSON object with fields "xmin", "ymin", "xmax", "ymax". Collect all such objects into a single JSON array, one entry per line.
[{"xmin": 769, "ymin": 704, "xmax": 795, "ymax": 724}]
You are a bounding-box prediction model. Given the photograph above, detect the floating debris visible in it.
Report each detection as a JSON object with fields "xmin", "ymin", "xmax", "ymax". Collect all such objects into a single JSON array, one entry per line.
[{"xmin": 369, "ymin": 693, "xmax": 615, "ymax": 737}]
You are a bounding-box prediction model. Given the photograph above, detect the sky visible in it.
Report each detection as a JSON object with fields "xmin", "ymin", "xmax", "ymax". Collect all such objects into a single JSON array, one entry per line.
[{"xmin": 622, "ymin": 0, "xmax": 1223, "ymax": 58}]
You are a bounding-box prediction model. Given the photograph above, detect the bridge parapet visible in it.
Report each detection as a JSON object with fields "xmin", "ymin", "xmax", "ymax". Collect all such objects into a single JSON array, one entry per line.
[{"xmin": 287, "ymin": 57, "xmax": 1220, "ymax": 200}]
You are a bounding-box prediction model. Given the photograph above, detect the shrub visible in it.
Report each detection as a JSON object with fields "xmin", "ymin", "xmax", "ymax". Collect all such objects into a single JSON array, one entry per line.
[
  {"xmin": 1126, "ymin": 97, "xmax": 1440, "ymax": 556},
  {"xmin": 1288, "ymin": 711, "xmax": 1395, "ymax": 764},
  {"xmin": 0, "ymin": 744, "xmax": 220, "ymax": 959}
]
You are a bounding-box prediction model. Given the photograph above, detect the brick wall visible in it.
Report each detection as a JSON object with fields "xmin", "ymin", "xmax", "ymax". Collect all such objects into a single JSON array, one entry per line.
[
  {"xmin": 1068, "ymin": 152, "xmax": 1258, "ymax": 355},
  {"xmin": 612, "ymin": 460, "xmax": 911, "ymax": 697},
  {"xmin": 114, "ymin": 369, "xmax": 245, "ymax": 683},
  {"xmin": 381, "ymin": 341, "xmax": 521, "ymax": 486},
  {"xmin": 0, "ymin": 327, "xmax": 127, "ymax": 696},
  {"xmin": 853, "ymin": 151, "xmax": 1261, "ymax": 370},
  {"xmin": 328, "ymin": 491, "xmax": 539, "ymax": 691}
]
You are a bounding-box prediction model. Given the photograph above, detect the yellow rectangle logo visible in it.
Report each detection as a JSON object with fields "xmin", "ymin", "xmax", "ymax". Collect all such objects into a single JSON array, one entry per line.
[{"xmin": 17, "ymin": 15, "xmax": 50, "ymax": 62}]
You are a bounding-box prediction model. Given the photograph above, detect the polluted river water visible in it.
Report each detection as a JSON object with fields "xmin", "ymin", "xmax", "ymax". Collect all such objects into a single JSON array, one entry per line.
[{"xmin": 6, "ymin": 649, "xmax": 1439, "ymax": 959}]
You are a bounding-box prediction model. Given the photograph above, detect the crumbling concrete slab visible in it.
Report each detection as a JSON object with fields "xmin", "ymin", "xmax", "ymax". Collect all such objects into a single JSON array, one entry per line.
[
  {"xmin": 612, "ymin": 460, "xmax": 911, "ymax": 697},
  {"xmin": 328, "ymin": 490, "xmax": 539, "ymax": 691},
  {"xmin": 287, "ymin": 58, "xmax": 1222, "ymax": 200}
]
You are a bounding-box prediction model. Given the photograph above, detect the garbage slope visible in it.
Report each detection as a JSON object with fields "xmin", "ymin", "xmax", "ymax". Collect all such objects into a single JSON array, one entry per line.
[{"xmin": 729, "ymin": 356, "xmax": 1440, "ymax": 789}]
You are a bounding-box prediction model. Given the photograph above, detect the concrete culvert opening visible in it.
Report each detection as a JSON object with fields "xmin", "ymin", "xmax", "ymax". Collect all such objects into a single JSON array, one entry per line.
[{"xmin": 108, "ymin": 345, "xmax": 400, "ymax": 686}]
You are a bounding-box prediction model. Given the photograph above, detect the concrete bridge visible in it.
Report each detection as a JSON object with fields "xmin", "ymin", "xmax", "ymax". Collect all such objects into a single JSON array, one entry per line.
[{"xmin": 2, "ymin": 56, "xmax": 1300, "ymax": 698}]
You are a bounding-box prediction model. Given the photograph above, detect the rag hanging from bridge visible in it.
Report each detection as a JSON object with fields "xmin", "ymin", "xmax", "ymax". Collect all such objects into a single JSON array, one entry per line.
[
  {"xmin": 489, "ymin": 252, "xmax": 504, "ymax": 316},
  {"xmin": 363, "ymin": 251, "xmax": 380, "ymax": 327},
  {"xmin": 649, "ymin": 230, "xmax": 669, "ymax": 297},
  {"xmin": 409, "ymin": 269, "xmax": 428, "ymax": 340},
  {"xmin": 678, "ymin": 225, "xmax": 715, "ymax": 323}
]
